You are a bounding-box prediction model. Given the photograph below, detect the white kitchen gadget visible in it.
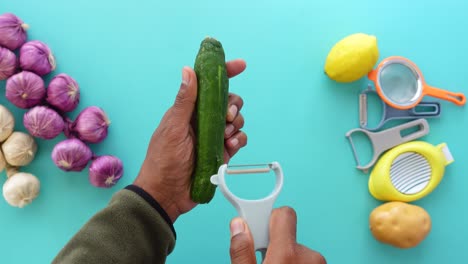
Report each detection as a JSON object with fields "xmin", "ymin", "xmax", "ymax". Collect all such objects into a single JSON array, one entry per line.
[
  {"xmin": 346, "ymin": 118, "xmax": 430, "ymax": 173},
  {"xmin": 210, "ymin": 162, "xmax": 284, "ymax": 260}
]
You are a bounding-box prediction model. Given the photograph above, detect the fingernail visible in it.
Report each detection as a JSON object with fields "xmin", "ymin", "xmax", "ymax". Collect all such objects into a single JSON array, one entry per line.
[
  {"xmin": 225, "ymin": 124, "xmax": 235, "ymax": 136},
  {"xmin": 228, "ymin": 105, "xmax": 238, "ymax": 120},
  {"xmin": 230, "ymin": 138, "xmax": 239, "ymax": 147},
  {"xmin": 182, "ymin": 67, "xmax": 190, "ymax": 86},
  {"xmin": 230, "ymin": 218, "xmax": 245, "ymax": 237}
]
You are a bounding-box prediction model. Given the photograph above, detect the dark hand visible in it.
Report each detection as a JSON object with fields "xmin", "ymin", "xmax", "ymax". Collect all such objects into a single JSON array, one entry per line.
[
  {"xmin": 134, "ymin": 59, "xmax": 247, "ymax": 222},
  {"xmin": 229, "ymin": 207, "xmax": 327, "ymax": 264}
]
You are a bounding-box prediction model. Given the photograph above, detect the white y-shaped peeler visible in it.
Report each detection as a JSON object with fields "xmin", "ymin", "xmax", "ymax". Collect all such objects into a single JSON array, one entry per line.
[{"xmin": 210, "ymin": 162, "xmax": 284, "ymax": 257}]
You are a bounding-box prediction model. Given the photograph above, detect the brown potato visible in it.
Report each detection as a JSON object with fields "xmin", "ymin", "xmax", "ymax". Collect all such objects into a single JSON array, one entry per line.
[{"xmin": 369, "ymin": 202, "xmax": 431, "ymax": 248}]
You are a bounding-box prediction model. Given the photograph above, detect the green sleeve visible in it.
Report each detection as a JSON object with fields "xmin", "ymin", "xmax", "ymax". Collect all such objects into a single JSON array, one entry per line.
[{"xmin": 52, "ymin": 186, "xmax": 176, "ymax": 264}]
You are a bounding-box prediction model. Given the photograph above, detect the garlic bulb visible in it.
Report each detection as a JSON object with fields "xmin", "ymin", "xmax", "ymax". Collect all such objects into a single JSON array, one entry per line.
[
  {"xmin": 19, "ymin": 41, "xmax": 56, "ymax": 76},
  {"xmin": 72, "ymin": 106, "xmax": 110, "ymax": 143},
  {"xmin": 51, "ymin": 138, "xmax": 92, "ymax": 172},
  {"xmin": 0, "ymin": 46, "xmax": 17, "ymax": 80},
  {"xmin": 0, "ymin": 104, "xmax": 15, "ymax": 142},
  {"xmin": 5, "ymin": 71, "xmax": 46, "ymax": 109},
  {"xmin": 46, "ymin": 74, "xmax": 80, "ymax": 113},
  {"xmin": 3, "ymin": 172, "xmax": 40, "ymax": 208},
  {"xmin": 23, "ymin": 106, "xmax": 65, "ymax": 139},
  {"xmin": 1, "ymin": 132, "xmax": 37, "ymax": 166},
  {"xmin": 89, "ymin": 155, "xmax": 123, "ymax": 188},
  {"xmin": 0, "ymin": 13, "xmax": 28, "ymax": 50}
]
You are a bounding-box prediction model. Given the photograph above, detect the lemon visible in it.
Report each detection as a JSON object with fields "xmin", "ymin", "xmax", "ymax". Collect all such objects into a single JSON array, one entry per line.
[{"xmin": 324, "ymin": 33, "xmax": 379, "ymax": 83}]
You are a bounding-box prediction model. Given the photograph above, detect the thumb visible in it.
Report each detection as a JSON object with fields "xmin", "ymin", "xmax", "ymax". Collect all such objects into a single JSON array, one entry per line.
[
  {"xmin": 229, "ymin": 218, "xmax": 256, "ymax": 264},
  {"xmin": 171, "ymin": 66, "xmax": 198, "ymax": 123},
  {"xmin": 269, "ymin": 207, "xmax": 297, "ymax": 248}
]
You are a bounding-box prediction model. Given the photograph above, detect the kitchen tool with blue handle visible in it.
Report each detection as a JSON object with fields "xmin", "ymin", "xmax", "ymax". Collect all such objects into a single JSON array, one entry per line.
[{"xmin": 360, "ymin": 85, "xmax": 441, "ymax": 131}]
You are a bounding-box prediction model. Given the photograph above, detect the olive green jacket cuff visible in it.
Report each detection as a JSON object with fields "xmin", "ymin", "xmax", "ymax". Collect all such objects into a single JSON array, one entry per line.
[{"xmin": 52, "ymin": 185, "xmax": 176, "ymax": 264}]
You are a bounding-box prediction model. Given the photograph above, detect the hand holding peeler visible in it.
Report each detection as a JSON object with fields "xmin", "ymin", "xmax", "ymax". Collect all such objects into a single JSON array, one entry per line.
[
  {"xmin": 346, "ymin": 119, "xmax": 430, "ymax": 173},
  {"xmin": 211, "ymin": 162, "xmax": 284, "ymax": 259},
  {"xmin": 360, "ymin": 85, "xmax": 441, "ymax": 131}
]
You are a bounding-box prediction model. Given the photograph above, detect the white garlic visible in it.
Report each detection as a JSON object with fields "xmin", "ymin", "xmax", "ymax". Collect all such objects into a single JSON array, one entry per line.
[
  {"xmin": 1, "ymin": 132, "xmax": 37, "ymax": 166},
  {"xmin": 3, "ymin": 172, "xmax": 40, "ymax": 208},
  {"xmin": 0, "ymin": 105, "xmax": 15, "ymax": 142}
]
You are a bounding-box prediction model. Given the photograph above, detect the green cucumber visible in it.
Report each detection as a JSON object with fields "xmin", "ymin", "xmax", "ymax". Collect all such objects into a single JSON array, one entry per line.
[{"xmin": 190, "ymin": 37, "xmax": 229, "ymax": 204}]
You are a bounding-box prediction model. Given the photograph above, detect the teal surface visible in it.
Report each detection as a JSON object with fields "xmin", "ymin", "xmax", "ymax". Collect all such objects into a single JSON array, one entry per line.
[{"xmin": 1, "ymin": 1, "xmax": 468, "ymax": 263}]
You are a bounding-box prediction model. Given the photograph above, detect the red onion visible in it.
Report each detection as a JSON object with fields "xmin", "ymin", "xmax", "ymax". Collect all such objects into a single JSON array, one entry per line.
[
  {"xmin": 24, "ymin": 106, "xmax": 65, "ymax": 139},
  {"xmin": 46, "ymin": 74, "xmax": 80, "ymax": 112},
  {"xmin": 89, "ymin": 155, "xmax": 123, "ymax": 188},
  {"xmin": 52, "ymin": 139, "xmax": 92, "ymax": 172},
  {"xmin": 19, "ymin": 40, "xmax": 56, "ymax": 76},
  {"xmin": 0, "ymin": 46, "xmax": 17, "ymax": 80},
  {"xmin": 0, "ymin": 13, "xmax": 28, "ymax": 50},
  {"xmin": 6, "ymin": 71, "xmax": 46, "ymax": 109},
  {"xmin": 72, "ymin": 106, "xmax": 110, "ymax": 143}
]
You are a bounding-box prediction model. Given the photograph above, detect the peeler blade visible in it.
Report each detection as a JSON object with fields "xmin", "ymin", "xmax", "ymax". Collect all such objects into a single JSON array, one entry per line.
[
  {"xmin": 227, "ymin": 163, "xmax": 273, "ymax": 174},
  {"xmin": 359, "ymin": 93, "xmax": 368, "ymax": 127}
]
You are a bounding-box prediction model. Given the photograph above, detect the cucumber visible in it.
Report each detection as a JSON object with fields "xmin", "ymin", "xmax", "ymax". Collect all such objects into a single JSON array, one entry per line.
[{"xmin": 190, "ymin": 37, "xmax": 229, "ymax": 204}]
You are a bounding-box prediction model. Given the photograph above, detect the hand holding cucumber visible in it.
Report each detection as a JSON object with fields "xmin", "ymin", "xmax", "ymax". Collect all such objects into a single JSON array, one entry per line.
[{"xmin": 134, "ymin": 59, "xmax": 247, "ymax": 223}]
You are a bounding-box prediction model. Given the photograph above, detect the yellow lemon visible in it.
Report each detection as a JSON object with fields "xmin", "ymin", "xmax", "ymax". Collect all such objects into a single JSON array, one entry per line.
[{"xmin": 324, "ymin": 33, "xmax": 379, "ymax": 83}]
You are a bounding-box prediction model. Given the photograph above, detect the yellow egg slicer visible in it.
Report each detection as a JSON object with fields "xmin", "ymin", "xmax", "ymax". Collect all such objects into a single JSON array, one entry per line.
[
  {"xmin": 368, "ymin": 141, "xmax": 454, "ymax": 202},
  {"xmin": 346, "ymin": 118, "xmax": 455, "ymax": 202}
]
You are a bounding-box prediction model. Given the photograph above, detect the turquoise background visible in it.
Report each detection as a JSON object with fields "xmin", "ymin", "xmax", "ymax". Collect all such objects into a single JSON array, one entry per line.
[{"xmin": 1, "ymin": 0, "xmax": 467, "ymax": 263}]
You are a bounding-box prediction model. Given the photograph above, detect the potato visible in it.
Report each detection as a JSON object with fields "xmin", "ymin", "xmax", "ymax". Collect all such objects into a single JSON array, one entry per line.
[{"xmin": 369, "ymin": 202, "xmax": 431, "ymax": 248}]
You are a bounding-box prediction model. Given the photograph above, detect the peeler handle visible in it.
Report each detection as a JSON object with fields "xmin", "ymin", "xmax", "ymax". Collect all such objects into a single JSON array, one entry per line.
[
  {"xmin": 385, "ymin": 102, "xmax": 441, "ymax": 119},
  {"xmin": 371, "ymin": 119, "xmax": 430, "ymax": 153},
  {"xmin": 409, "ymin": 102, "xmax": 441, "ymax": 116},
  {"xmin": 236, "ymin": 200, "xmax": 275, "ymax": 251}
]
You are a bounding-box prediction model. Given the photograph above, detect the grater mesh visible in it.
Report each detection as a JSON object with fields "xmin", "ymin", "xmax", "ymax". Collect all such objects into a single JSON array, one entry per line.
[
  {"xmin": 390, "ymin": 152, "xmax": 431, "ymax": 194},
  {"xmin": 379, "ymin": 62, "xmax": 421, "ymax": 105}
]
